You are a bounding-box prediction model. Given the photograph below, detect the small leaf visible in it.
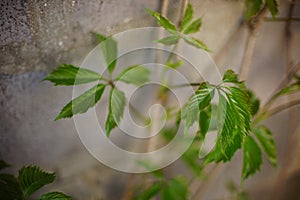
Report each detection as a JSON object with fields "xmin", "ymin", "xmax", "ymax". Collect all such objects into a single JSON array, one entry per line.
[
  {"xmin": 44, "ymin": 64, "xmax": 102, "ymax": 86},
  {"xmin": 166, "ymin": 60, "xmax": 183, "ymax": 69},
  {"xmin": 247, "ymin": 89, "xmax": 260, "ymax": 116},
  {"xmin": 136, "ymin": 182, "xmax": 162, "ymax": 200},
  {"xmin": 38, "ymin": 192, "xmax": 72, "ymax": 200},
  {"xmin": 242, "ymin": 135, "xmax": 262, "ymax": 180},
  {"xmin": 245, "ymin": 0, "xmax": 263, "ymax": 20},
  {"xmin": 180, "ymin": 3, "xmax": 193, "ymax": 31},
  {"xmin": 116, "ymin": 65, "xmax": 150, "ymax": 86},
  {"xmin": 18, "ymin": 166, "xmax": 56, "ymax": 198},
  {"xmin": 184, "ymin": 82, "xmax": 214, "ymax": 133},
  {"xmin": 183, "ymin": 18, "xmax": 202, "ymax": 34},
  {"xmin": 161, "ymin": 176, "xmax": 189, "ymax": 200},
  {"xmin": 266, "ymin": 0, "xmax": 279, "ymax": 18},
  {"xmin": 99, "ymin": 35, "xmax": 118, "ymax": 74},
  {"xmin": 55, "ymin": 84, "xmax": 106, "ymax": 120},
  {"xmin": 154, "ymin": 35, "xmax": 180, "ymax": 45},
  {"xmin": 0, "ymin": 174, "xmax": 23, "ymax": 200},
  {"xmin": 0, "ymin": 160, "xmax": 10, "ymax": 171},
  {"xmin": 254, "ymin": 125, "xmax": 277, "ymax": 166},
  {"xmin": 105, "ymin": 88, "xmax": 126, "ymax": 137},
  {"xmin": 95, "ymin": 33, "xmax": 107, "ymax": 43},
  {"xmin": 222, "ymin": 70, "xmax": 239, "ymax": 83},
  {"xmin": 272, "ymin": 83, "xmax": 300, "ymax": 100},
  {"xmin": 199, "ymin": 104, "xmax": 212, "ymax": 139},
  {"xmin": 182, "ymin": 36, "xmax": 210, "ymax": 52},
  {"xmin": 146, "ymin": 8, "xmax": 177, "ymax": 31}
]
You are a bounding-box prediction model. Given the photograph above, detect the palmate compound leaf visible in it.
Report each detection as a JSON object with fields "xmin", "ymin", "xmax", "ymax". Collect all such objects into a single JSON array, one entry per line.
[
  {"xmin": 18, "ymin": 166, "xmax": 56, "ymax": 198},
  {"xmin": 38, "ymin": 192, "xmax": 72, "ymax": 200},
  {"xmin": 44, "ymin": 64, "xmax": 102, "ymax": 86},
  {"xmin": 180, "ymin": 3, "xmax": 193, "ymax": 31},
  {"xmin": 115, "ymin": 65, "xmax": 150, "ymax": 86},
  {"xmin": 254, "ymin": 125, "xmax": 277, "ymax": 166},
  {"xmin": 184, "ymin": 82, "xmax": 215, "ymax": 134},
  {"xmin": 55, "ymin": 84, "xmax": 106, "ymax": 120},
  {"xmin": 242, "ymin": 135, "xmax": 263, "ymax": 180},
  {"xmin": 145, "ymin": 9, "xmax": 177, "ymax": 32},
  {"xmin": 96, "ymin": 33, "xmax": 118, "ymax": 74},
  {"xmin": 105, "ymin": 88, "xmax": 126, "ymax": 137}
]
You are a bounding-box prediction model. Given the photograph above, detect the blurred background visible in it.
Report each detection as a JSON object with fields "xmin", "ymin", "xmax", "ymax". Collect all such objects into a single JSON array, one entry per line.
[{"xmin": 1, "ymin": 0, "xmax": 300, "ymax": 199}]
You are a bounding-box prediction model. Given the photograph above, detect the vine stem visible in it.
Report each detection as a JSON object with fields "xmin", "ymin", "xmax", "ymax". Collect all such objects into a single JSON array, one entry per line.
[{"xmin": 240, "ymin": 5, "xmax": 268, "ymax": 80}]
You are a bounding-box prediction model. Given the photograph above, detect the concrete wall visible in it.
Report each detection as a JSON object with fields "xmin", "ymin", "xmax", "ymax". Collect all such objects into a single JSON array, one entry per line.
[{"xmin": 1, "ymin": 0, "xmax": 300, "ymax": 199}]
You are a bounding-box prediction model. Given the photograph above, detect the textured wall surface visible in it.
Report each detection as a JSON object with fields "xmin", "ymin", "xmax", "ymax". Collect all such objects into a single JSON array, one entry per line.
[{"xmin": 1, "ymin": 0, "xmax": 300, "ymax": 199}]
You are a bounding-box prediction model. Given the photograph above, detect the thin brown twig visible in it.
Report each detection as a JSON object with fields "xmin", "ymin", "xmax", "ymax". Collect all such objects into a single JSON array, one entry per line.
[
  {"xmin": 268, "ymin": 99, "xmax": 300, "ymax": 117},
  {"xmin": 240, "ymin": 6, "xmax": 268, "ymax": 80}
]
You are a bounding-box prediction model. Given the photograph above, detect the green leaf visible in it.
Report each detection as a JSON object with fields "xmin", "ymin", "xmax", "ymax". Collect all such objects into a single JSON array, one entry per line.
[
  {"xmin": 254, "ymin": 125, "xmax": 277, "ymax": 166},
  {"xmin": 55, "ymin": 84, "xmax": 106, "ymax": 120},
  {"xmin": 199, "ymin": 104, "xmax": 212, "ymax": 139},
  {"xmin": 146, "ymin": 8, "xmax": 177, "ymax": 31},
  {"xmin": 0, "ymin": 160, "xmax": 10, "ymax": 171},
  {"xmin": 245, "ymin": 0, "xmax": 263, "ymax": 20},
  {"xmin": 166, "ymin": 60, "xmax": 183, "ymax": 69},
  {"xmin": 95, "ymin": 33, "xmax": 107, "ymax": 43},
  {"xmin": 184, "ymin": 82, "xmax": 214, "ymax": 133},
  {"xmin": 44, "ymin": 64, "xmax": 102, "ymax": 86},
  {"xmin": 247, "ymin": 89, "xmax": 260, "ymax": 116},
  {"xmin": 266, "ymin": 0, "xmax": 278, "ymax": 18},
  {"xmin": 154, "ymin": 35, "xmax": 180, "ymax": 45},
  {"xmin": 116, "ymin": 65, "xmax": 150, "ymax": 86},
  {"xmin": 180, "ymin": 3, "xmax": 193, "ymax": 31},
  {"xmin": 100, "ymin": 35, "xmax": 118, "ymax": 74},
  {"xmin": 105, "ymin": 88, "xmax": 126, "ymax": 137},
  {"xmin": 136, "ymin": 182, "xmax": 162, "ymax": 200},
  {"xmin": 222, "ymin": 70, "xmax": 239, "ymax": 83},
  {"xmin": 18, "ymin": 166, "xmax": 56, "ymax": 198},
  {"xmin": 182, "ymin": 36, "xmax": 210, "ymax": 52},
  {"xmin": 272, "ymin": 83, "xmax": 300, "ymax": 100},
  {"xmin": 0, "ymin": 173, "xmax": 23, "ymax": 200},
  {"xmin": 38, "ymin": 192, "xmax": 72, "ymax": 200},
  {"xmin": 183, "ymin": 18, "xmax": 202, "ymax": 34},
  {"xmin": 242, "ymin": 135, "xmax": 262, "ymax": 180},
  {"xmin": 161, "ymin": 177, "xmax": 189, "ymax": 200}
]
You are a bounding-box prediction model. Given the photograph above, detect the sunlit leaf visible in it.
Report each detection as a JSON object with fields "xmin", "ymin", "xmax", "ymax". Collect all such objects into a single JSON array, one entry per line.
[
  {"xmin": 242, "ymin": 135, "xmax": 262, "ymax": 180},
  {"xmin": 116, "ymin": 65, "xmax": 150, "ymax": 86},
  {"xmin": 180, "ymin": 3, "xmax": 193, "ymax": 31},
  {"xmin": 182, "ymin": 36, "xmax": 210, "ymax": 52},
  {"xmin": 154, "ymin": 35, "xmax": 180, "ymax": 45},
  {"xmin": 146, "ymin": 9, "xmax": 177, "ymax": 31},
  {"xmin": 222, "ymin": 70, "xmax": 239, "ymax": 83},
  {"xmin": 166, "ymin": 60, "xmax": 183, "ymax": 69},
  {"xmin": 183, "ymin": 18, "xmax": 202, "ymax": 34},
  {"xmin": 184, "ymin": 82, "xmax": 214, "ymax": 133},
  {"xmin": 55, "ymin": 84, "xmax": 106, "ymax": 120},
  {"xmin": 254, "ymin": 125, "xmax": 277, "ymax": 166},
  {"xmin": 99, "ymin": 35, "xmax": 118, "ymax": 74},
  {"xmin": 105, "ymin": 88, "xmax": 126, "ymax": 136},
  {"xmin": 44, "ymin": 64, "xmax": 102, "ymax": 86},
  {"xmin": 18, "ymin": 166, "xmax": 56, "ymax": 198}
]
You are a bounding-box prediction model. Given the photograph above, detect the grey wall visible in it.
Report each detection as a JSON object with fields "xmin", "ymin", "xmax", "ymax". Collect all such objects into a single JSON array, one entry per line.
[{"xmin": 1, "ymin": 0, "xmax": 300, "ymax": 199}]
